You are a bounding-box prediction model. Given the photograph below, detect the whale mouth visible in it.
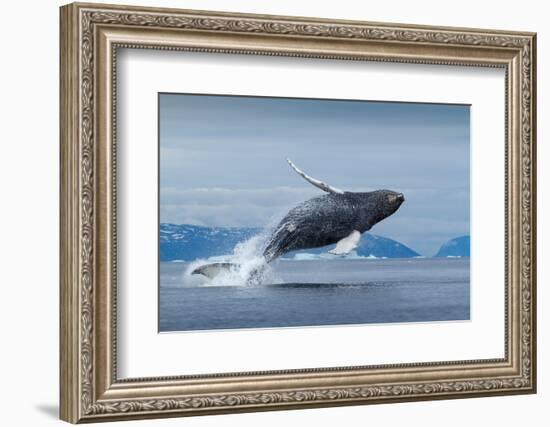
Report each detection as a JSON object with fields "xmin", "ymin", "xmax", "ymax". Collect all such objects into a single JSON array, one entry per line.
[{"xmin": 388, "ymin": 192, "xmax": 405, "ymax": 205}]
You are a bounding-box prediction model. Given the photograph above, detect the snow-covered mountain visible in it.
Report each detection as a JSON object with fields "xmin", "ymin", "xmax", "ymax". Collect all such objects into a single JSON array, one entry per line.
[
  {"xmin": 160, "ymin": 224, "xmax": 259, "ymax": 261},
  {"xmin": 434, "ymin": 235, "xmax": 470, "ymax": 258},
  {"xmin": 159, "ymin": 224, "xmax": 420, "ymax": 261}
]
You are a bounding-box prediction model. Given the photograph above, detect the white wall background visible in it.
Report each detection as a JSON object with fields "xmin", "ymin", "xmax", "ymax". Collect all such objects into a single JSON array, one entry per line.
[{"xmin": 0, "ymin": 0, "xmax": 545, "ymax": 426}]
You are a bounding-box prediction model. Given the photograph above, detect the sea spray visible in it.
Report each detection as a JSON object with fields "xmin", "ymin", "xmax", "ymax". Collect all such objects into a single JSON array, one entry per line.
[
  {"xmin": 181, "ymin": 209, "xmax": 293, "ymax": 287},
  {"xmin": 183, "ymin": 231, "xmax": 281, "ymax": 287}
]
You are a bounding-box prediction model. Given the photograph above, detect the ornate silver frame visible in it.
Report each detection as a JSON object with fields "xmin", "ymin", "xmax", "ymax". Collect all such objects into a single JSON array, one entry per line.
[{"xmin": 60, "ymin": 2, "xmax": 536, "ymax": 423}]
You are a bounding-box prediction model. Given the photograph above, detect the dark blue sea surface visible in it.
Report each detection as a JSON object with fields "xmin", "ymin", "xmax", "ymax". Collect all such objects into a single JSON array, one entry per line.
[{"xmin": 159, "ymin": 258, "xmax": 470, "ymax": 332}]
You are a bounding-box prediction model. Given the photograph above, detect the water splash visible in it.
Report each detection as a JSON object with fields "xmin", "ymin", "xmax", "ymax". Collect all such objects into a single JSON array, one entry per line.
[{"xmin": 183, "ymin": 232, "xmax": 281, "ymax": 287}]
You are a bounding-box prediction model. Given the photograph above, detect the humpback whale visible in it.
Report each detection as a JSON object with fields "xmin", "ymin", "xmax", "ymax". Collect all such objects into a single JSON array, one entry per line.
[{"xmin": 192, "ymin": 159, "xmax": 404, "ymax": 279}]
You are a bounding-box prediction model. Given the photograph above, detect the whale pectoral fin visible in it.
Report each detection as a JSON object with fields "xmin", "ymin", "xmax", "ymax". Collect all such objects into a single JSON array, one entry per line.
[
  {"xmin": 329, "ymin": 230, "xmax": 361, "ymax": 255},
  {"xmin": 287, "ymin": 159, "xmax": 345, "ymax": 194}
]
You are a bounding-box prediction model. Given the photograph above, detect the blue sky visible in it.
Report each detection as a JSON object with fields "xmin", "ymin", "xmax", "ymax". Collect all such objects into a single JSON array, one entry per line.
[{"xmin": 159, "ymin": 93, "xmax": 470, "ymax": 256}]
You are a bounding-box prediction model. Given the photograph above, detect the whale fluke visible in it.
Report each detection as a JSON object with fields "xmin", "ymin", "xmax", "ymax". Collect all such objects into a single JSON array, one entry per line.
[
  {"xmin": 192, "ymin": 262, "xmax": 238, "ymax": 279},
  {"xmin": 287, "ymin": 159, "xmax": 344, "ymax": 194},
  {"xmin": 191, "ymin": 261, "xmax": 266, "ymax": 283}
]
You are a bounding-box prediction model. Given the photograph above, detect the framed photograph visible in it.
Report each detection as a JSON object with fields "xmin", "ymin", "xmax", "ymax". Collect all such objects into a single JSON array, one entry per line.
[{"xmin": 60, "ymin": 2, "xmax": 537, "ymax": 423}]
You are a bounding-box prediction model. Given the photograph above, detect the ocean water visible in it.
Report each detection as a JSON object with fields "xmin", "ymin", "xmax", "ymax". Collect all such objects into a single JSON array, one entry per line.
[{"xmin": 159, "ymin": 258, "xmax": 470, "ymax": 332}]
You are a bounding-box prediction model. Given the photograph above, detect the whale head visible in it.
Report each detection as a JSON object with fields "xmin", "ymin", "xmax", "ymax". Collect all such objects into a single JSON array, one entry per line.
[
  {"xmin": 350, "ymin": 189, "xmax": 405, "ymax": 232},
  {"xmin": 376, "ymin": 189, "xmax": 405, "ymax": 218},
  {"xmin": 384, "ymin": 190, "xmax": 405, "ymax": 212}
]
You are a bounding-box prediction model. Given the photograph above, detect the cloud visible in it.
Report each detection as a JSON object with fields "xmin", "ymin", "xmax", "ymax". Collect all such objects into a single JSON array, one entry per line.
[{"xmin": 160, "ymin": 186, "xmax": 318, "ymax": 227}]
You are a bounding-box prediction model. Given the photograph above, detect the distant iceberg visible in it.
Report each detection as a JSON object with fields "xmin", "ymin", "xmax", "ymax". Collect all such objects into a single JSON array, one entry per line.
[
  {"xmin": 291, "ymin": 251, "xmax": 386, "ymax": 261},
  {"xmin": 292, "ymin": 253, "xmax": 321, "ymax": 261}
]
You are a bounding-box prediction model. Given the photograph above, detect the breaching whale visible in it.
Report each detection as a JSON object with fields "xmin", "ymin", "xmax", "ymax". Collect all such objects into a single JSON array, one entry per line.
[{"xmin": 192, "ymin": 159, "xmax": 405, "ymax": 279}]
